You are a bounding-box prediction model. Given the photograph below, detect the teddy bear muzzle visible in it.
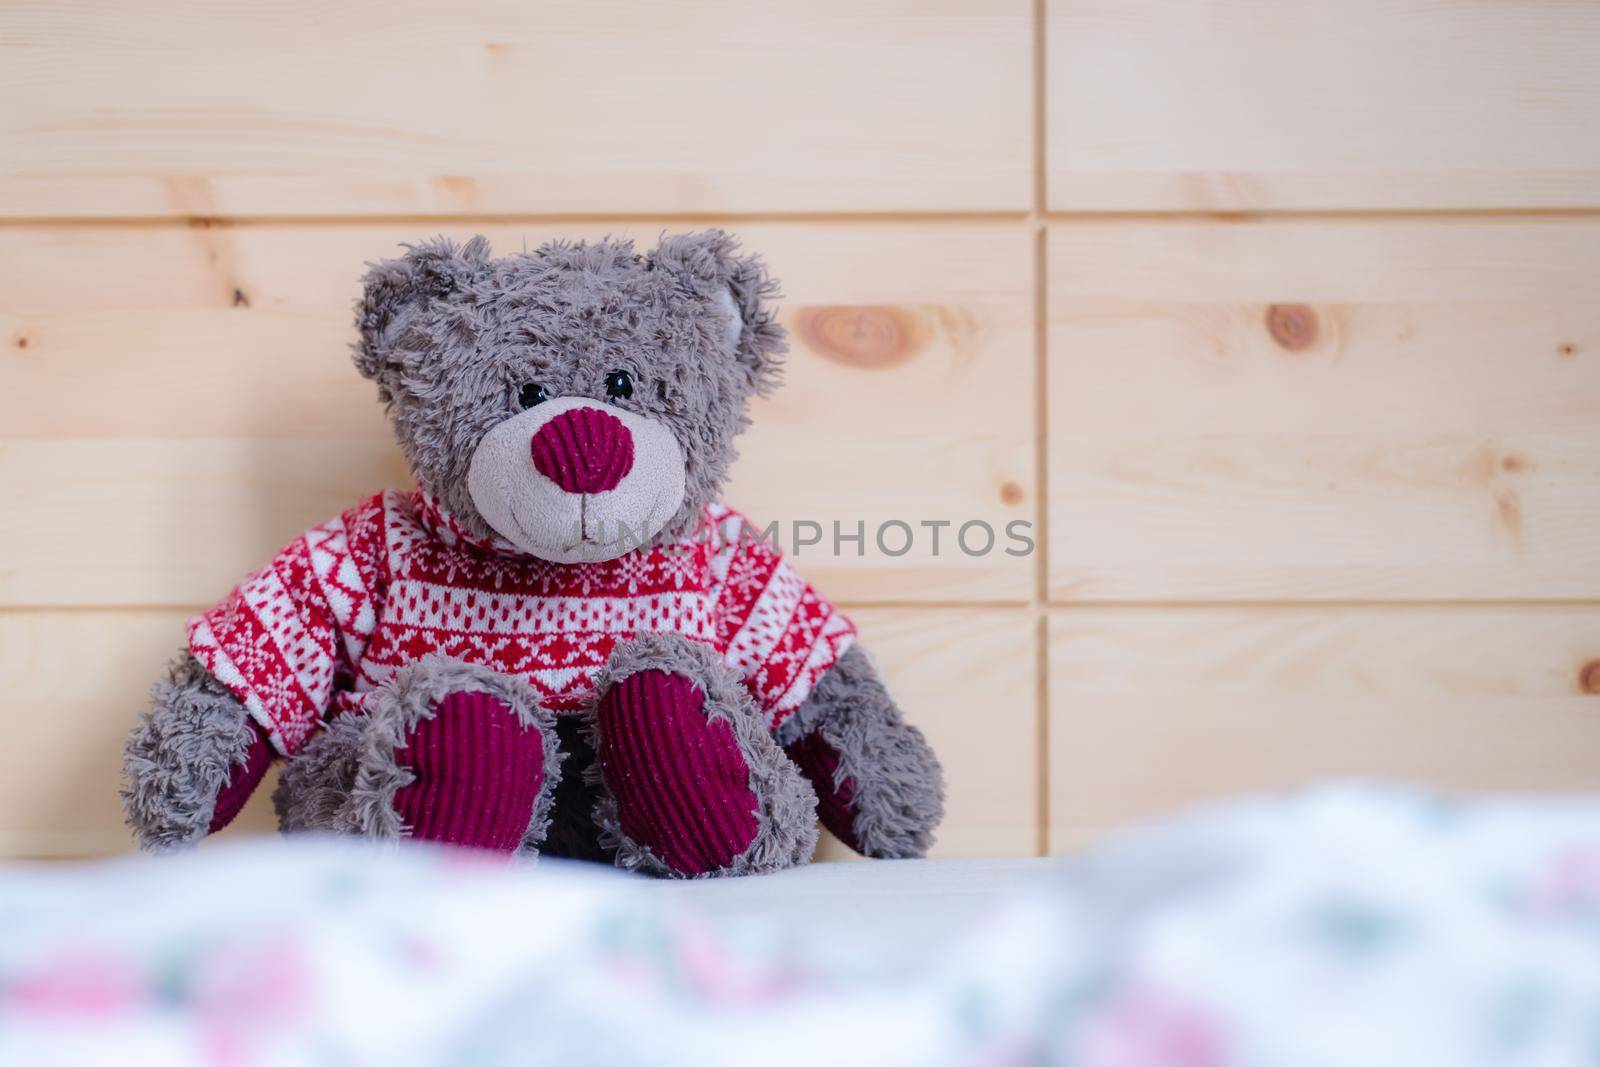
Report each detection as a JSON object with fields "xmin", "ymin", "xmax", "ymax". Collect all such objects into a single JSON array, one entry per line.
[
  {"xmin": 467, "ymin": 396, "xmax": 688, "ymax": 564},
  {"xmin": 529, "ymin": 406, "xmax": 635, "ymax": 494}
]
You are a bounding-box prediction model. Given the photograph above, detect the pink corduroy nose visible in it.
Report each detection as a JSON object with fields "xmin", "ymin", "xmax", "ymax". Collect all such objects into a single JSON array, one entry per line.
[{"xmin": 530, "ymin": 406, "xmax": 635, "ymax": 493}]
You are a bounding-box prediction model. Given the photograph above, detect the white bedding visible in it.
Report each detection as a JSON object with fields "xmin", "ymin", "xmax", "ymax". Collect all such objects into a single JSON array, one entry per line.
[
  {"xmin": 3, "ymin": 787, "xmax": 1599, "ymax": 1066},
  {"xmin": 662, "ymin": 854, "xmax": 1043, "ymax": 947}
]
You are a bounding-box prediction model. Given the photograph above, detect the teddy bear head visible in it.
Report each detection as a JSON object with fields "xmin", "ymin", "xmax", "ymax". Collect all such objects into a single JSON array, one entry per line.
[{"xmin": 353, "ymin": 230, "xmax": 786, "ymax": 562}]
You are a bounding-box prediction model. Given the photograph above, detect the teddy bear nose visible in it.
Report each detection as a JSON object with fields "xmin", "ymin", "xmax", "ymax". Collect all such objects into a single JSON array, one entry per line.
[{"xmin": 530, "ymin": 406, "xmax": 635, "ymax": 494}]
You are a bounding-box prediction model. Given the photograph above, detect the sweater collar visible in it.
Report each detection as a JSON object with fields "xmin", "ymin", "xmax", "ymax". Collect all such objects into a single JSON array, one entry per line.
[{"xmin": 411, "ymin": 492, "xmax": 533, "ymax": 559}]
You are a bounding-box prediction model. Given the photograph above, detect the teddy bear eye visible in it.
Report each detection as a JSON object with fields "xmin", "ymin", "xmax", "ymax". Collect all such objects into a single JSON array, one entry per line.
[
  {"xmin": 518, "ymin": 382, "xmax": 550, "ymax": 409},
  {"xmin": 604, "ymin": 369, "xmax": 634, "ymax": 400}
]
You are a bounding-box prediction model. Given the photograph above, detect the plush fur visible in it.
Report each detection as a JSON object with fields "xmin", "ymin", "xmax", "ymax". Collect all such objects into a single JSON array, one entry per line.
[
  {"xmin": 121, "ymin": 230, "xmax": 945, "ymax": 868},
  {"xmin": 121, "ymin": 653, "xmax": 261, "ymax": 851},
  {"xmin": 587, "ymin": 633, "xmax": 819, "ymax": 878},
  {"xmin": 776, "ymin": 645, "xmax": 945, "ymax": 858}
]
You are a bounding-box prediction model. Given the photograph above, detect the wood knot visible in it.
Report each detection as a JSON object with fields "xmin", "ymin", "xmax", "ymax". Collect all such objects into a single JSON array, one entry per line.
[
  {"xmin": 231, "ymin": 287, "xmax": 251, "ymax": 308},
  {"xmin": 436, "ymin": 175, "xmax": 478, "ymax": 201},
  {"xmin": 1578, "ymin": 659, "xmax": 1600, "ymax": 695},
  {"xmin": 1558, "ymin": 342, "xmax": 1578, "ymax": 359},
  {"xmin": 1500, "ymin": 453, "xmax": 1528, "ymax": 474},
  {"xmin": 999, "ymin": 481, "xmax": 1024, "ymax": 506},
  {"xmin": 13, "ymin": 334, "xmax": 28, "ymax": 349},
  {"xmin": 794, "ymin": 305, "xmax": 928, "ymax": 370},
  {"xmin": 1493, "ymin": 489, "xmax": 1523, "ymax": 538},
  {"xmin": 1265, "ymin": 303, "xmax": 1319, "ymax": 352}
]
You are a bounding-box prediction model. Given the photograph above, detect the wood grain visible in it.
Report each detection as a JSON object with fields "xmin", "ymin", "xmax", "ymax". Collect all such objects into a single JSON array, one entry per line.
[
  {"xmin": 0, "ymin": 0, "xmax": 1029, "ymax": 218},
  {"xmin": 1049, "ymin": 221, "xmax": 1600, "ymax": 601},
  {"xmin": 0, "ymin": 607, "xmax": 1035, "ymax": 858},
  {"xmin": 0, "ymin": 438, "xmax": 413, "ymax": 608},
  {"xmin": 1046, "ymin": 0, "xmax": 1600, "ymax": 211},
  {"xmin": 4, "ymin": 2, "xmax": 1598, "ymax": 863},
  {"xmin": 0, "ymin": 222, "xmax": 1034, "ymax": 606},
  {"xmin": 0, "ymin": 609, "xmax": 192, "ymax": 856},
  {"xmin": 1048, "ymin": 606, "xmax": 1600, "ymax": 851}
]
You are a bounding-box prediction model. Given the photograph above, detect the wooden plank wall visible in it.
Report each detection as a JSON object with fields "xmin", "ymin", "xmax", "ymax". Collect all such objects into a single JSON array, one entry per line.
[{"xmin": 0, "ymin": 1, "xmax": 1596, "ymax": 858}]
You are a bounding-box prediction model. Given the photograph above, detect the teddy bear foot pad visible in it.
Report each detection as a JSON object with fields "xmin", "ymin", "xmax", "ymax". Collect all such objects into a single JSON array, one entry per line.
[
  {"xmin": 596, "ymin": 670, "xmax": 760, "ymax": 876},
  {"xmin": 391, "ymin": 690, "xmax": 548, "ymax": 852}
]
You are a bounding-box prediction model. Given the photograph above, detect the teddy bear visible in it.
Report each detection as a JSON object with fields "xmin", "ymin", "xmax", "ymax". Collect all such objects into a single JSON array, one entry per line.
[{"xmin": 120, "ymin": 230, "xmax": 945, "ymax": 877}]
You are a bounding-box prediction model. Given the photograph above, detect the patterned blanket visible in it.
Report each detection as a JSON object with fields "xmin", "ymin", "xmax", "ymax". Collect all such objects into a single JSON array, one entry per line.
[{"xmin": 3, "ymin": 788, "xmax": 1597, "ymax": 1066}]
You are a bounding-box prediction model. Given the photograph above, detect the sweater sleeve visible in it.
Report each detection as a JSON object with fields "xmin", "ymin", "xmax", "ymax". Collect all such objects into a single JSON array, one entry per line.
[
  {"xmin": 708, "ymin": 507, "xmax": 856, "ymax": 733},
  {"xmin": 187, "ymin": 493, "xmax": 390, "ymax": 756}
]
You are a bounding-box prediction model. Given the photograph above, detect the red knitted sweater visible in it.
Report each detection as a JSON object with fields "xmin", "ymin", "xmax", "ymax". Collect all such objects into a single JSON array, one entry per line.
[{"xmin": 189, "ymin": 491, "xmax": 855, "ymax": 756}]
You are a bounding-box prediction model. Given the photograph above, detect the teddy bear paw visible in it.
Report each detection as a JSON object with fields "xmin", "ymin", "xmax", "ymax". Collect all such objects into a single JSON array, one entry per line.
[
  {"xmin": 273, "ymin": 656, "xmax": 563, "ymax": 854},
  {"xmin": 781, "ymin": 731, "xmax": 862, "ymax": 852},
  {"xmin": 590, "ymin": 634, "xmax": 817, "ymax": 878},
  {"xmin": 391, "ymin": 689, "xmax": 550, "ymax": 852},
  {"xmin": 596, "ymin": 670, "xmax": 759, "ymax": 874}
]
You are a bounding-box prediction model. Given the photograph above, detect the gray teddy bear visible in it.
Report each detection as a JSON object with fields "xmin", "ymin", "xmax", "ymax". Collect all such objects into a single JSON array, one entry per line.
[{"xmin": 121, "ymin": 230, "xmax": 944, "ymax": 876}]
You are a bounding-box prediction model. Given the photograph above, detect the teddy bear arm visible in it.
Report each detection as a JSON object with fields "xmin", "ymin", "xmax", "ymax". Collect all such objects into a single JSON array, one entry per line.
[
  {"xmin": 776, "ymin": 643, "xmax": 945, "ymax": 858},
  {"xmin": 121, "ymin": 652, "xmax": 273, "ymax": 850}
]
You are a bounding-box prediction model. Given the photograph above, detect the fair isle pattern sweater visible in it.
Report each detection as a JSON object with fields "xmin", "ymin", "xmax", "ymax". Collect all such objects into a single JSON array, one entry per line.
[{"xmin": 189, "ymin": 491, "xmax": 856, "ymax": 756}]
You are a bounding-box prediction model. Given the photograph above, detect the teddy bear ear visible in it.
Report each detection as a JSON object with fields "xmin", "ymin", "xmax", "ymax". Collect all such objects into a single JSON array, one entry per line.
[
  {"xmin": 649, "ymin": 230, "xmax": 788, "ymax": 394},
  {"xmin": 352, "ymin": 235, "xmax": 491, "ymax": 384}
]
